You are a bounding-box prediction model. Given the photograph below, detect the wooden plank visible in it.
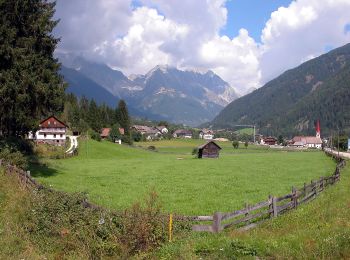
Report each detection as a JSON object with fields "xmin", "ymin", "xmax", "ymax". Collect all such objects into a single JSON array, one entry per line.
[
  {"xmin": 277, "ymin": 201, "xmax": 293, "ymax": 213},
  {"xmin": 193, "ymin": 216, "xmax": 213, "ymax": 221},
  {"xmin": 276, "ymin": 193, "xmax": 292, "ymax": 202},
  {"xmin": 221, "ymin": 208, "xmax": 248, "ymax": 221},
  {"xmin": 299, "ymin": 190, "xmax": 315, "ymax": 204},
  {"xmin": 221, "ymin": 200, "xmax": 270, "ymax": 221},
  {"xmin": 192, "ymin": 225, "xmax": 213, "ymax": 232},
  {"xmin": 222, "ymin": 210, "xmax": 269, "ymax": 229}
]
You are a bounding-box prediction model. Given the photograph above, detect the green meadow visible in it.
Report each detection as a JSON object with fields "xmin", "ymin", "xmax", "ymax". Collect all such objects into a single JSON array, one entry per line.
[{"xmin": 30, "ymin": 139, "xmax": 335, "ymax": 215}]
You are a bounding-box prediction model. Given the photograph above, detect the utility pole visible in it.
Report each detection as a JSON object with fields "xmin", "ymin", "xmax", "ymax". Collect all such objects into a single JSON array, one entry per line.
[
  {"xmin": 234, "ymin": 124, "xmax": 256, "ymax": 143},
  {"xmin": 337, "ymin": 126, "xmax": 340, "ymax": 157}
]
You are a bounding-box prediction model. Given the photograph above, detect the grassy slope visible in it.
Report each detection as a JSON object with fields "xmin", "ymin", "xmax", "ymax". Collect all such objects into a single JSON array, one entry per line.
[
  {"xmin": 30, "ymin": 139, "xmax": 335, "ymax": 215},
  {"xmin": 154, "ymin": 164, "xmax": 350, "ymax": 259}
]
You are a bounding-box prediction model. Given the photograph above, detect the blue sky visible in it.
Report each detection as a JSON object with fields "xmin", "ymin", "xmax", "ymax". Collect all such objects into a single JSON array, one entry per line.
[{"xmin": 221, "ymin": 0, "xmax": 292, "ymax": 42}]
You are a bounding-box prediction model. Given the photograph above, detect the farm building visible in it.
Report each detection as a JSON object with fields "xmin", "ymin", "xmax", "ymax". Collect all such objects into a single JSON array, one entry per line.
[
  {"xmin": 262, "ymin": 136, "xmax": 278, "ymax": 145},
  {"xmin": 100, "ymin": 127, "xmax": 124, "ymax": 139},
  {"xmin": 28, "ymin": 116, "xmax": 67, "ymax": 146},
  {"xmin": 199, "ymin": 129, "xmax": 214, "ymax": 140},
  {"xmin": 131, "ymin": 125, "xmax": 162, "ymax": 140},
  {"xmin": 197, "ymin": 141, "xmax": 222, "ymax": 158},
  {"xmin": 173, "ymin": 129, "xmax": 192, "ymax": 138}
]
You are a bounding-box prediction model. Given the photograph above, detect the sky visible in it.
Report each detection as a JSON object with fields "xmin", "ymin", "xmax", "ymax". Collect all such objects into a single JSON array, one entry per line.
[{"xmin": 53, "ymin": 0, "xmax": 350, "ymax": 95}]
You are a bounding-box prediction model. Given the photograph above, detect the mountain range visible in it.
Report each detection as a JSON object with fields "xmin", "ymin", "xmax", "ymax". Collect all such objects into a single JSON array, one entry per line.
[
  {"xmin": 210, "ymin": 43, "xmax": 350, "ymax": 136},
  {"xmin": 58, "ymin": 54, "xmax": 239, "ymax": 126}
]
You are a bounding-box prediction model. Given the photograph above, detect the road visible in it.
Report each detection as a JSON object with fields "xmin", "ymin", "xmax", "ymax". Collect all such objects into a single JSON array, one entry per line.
[
  {"xmin": 65, "ymin": 135, "xmax": 78, "ymax": 154},
  {"xmin": 324, "ymin": 148, "xmax": 350, "ymax": 159}
]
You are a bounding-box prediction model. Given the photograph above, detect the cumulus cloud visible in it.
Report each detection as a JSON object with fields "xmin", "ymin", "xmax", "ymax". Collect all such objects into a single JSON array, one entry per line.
[
  {"xmin": 54, "ymin": 0, "xmax": 350, "ymax": 95},
  {"xmin": 260, "ymin": 0, "xmax": 350, "ymax": 83}
]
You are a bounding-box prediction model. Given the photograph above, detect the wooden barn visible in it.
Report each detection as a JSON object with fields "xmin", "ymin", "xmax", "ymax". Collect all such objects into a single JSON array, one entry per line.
[{"xmin": 197, "ymin": 141, "xmax": 222, "ymax": 158}]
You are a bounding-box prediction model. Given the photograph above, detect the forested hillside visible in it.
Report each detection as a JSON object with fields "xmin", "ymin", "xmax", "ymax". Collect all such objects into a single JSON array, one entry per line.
[{"xmin": 211, "ymin": 43, "xmax": 350, "ymax": 136}]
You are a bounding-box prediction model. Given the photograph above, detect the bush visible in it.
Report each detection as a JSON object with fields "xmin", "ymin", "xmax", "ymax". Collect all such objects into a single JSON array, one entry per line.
[
  {"xmin": 232, "ymin": 140, "xmax": 239, "ymax": 149},
  {"xmin": 121, "ymin": 135, "xmax": 133, "ymax": 145},
  {"xmin": 0, "ymin": 148, "xmax": 28, "ymax": 169},
  {"xmin": 192, "ymin": 147, "xmax": 199, "ymax": 157},
  {"xmin": 89, "ymin": 130, "xmax": 101, "ymax": 142},
  {"xmin": 147, "ymin": 145, "xmax": 157, "ymax": 151}
]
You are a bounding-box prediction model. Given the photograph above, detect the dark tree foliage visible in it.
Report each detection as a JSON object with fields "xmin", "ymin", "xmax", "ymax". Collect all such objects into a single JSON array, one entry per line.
[
  {"xmin": 0, "ymin": 0, "xmax": 65, "ymax": 137},
  {"xmin": 117, "ymin": 100, "xmax": 131, "ymax": 135}
]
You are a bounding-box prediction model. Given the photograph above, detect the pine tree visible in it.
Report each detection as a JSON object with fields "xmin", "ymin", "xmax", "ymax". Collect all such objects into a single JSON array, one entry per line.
[
  {"xmin": 0, "ymin": 0, "xmax": 65, "ymax": 137},
  {"xmin": 116, "ymin": 100, "xmax": 130, "ymax": 135}
]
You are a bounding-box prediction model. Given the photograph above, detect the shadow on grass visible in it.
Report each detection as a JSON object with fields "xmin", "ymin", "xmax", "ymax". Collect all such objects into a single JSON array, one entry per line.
[{"xmin": 28, "ymin": 160, "xmax": 59, "ymax": 178}]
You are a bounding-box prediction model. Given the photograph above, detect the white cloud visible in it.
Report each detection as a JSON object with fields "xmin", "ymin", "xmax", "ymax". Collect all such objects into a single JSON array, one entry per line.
[
  {"xmin": 54, "ymin": 0, "xmax": 350, "ymax": 95},
  {"xmin": 260, "ymin": 0, "xmax": 350, "ymax": 83}
]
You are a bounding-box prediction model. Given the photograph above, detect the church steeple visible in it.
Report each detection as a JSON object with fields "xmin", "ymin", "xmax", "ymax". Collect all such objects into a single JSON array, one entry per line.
[{"xmin": 316, "ymin": 120, "xmax": 321, "ymax": 138}]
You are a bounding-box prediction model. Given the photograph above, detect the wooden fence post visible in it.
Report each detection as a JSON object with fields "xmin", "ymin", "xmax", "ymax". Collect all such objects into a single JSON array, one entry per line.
[
  {"xmin": 292, "ymin": 186, "xmax": 297, "ymax": 209},
  {"xmin": 212, "ymin": 212, "xmax": 222, "ymax": 233},
  {"xmin": 320, "ymin": 177, "xmax": 324, "ymax": 192},
  {"xmin": 303, "ymin": 182, "xmax": 306, "ymax": 195},
  {"xmin": 268, "ymin": 195, "xmax": 273, "ymax": 218},
  {"xmin": 272, "ymin": 197, "xmax": 278, "ymax": 217}
]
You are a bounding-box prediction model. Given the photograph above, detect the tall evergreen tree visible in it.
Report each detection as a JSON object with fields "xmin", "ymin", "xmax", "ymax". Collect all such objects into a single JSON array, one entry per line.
[
  {"xmin": 0, "ymin": 0, "xmax": 65, "ymax": 137},
  {"xmin": 116, "ymin": 100, "xmax": 130, "ymax": 135}
]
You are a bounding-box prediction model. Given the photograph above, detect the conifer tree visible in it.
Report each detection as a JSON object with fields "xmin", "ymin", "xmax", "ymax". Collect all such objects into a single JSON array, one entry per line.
[
  {"xmin": 116, "ymin": 100, "xmax": 130, "ymax": 135},
  {"xmin": 0, "ymin": 0, "xmax": 65, "ymax": 137}
]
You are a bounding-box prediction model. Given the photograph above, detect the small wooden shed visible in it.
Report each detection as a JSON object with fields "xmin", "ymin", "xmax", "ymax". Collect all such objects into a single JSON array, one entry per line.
[{"xmin": 197, "ymin": 141, "xmax": 222, "ymax": 158}]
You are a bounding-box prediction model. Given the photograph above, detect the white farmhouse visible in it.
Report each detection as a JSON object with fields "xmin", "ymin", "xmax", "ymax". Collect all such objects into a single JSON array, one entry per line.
[
  {"xmin": 199, "ymin": 129, "xmax": 214, "ymax": 140},
  {"xmin": 28, "ymin": 116, "xmax": 67, "ymax": 146}
]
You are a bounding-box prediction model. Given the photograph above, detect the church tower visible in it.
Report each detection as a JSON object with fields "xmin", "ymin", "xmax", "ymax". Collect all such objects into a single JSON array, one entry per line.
[{"xmin": 316, "ymin": 120, "xmax": 321, "ymax": 138}]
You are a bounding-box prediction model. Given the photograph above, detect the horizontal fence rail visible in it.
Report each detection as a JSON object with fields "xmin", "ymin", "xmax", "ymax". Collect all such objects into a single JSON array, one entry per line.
[{"xmin": 192, "ymin": 151, "xmax": 346, "ymax": 233}]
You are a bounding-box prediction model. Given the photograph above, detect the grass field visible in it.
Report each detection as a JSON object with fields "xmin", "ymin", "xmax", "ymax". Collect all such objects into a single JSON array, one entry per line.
[{"xmin": 30, "ymin": 139, "xmax": 335, "ymax": 215}]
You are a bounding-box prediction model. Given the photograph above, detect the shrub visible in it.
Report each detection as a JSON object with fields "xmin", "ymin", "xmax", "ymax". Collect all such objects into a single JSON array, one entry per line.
[
  {"xmin": 89, "ymin": 130, "xmax": 101, "ymax": 142},
  {"xmin": 147, "ymin": 145, "xmax": 157, "ymax": 151},
  {"xmin": 117, "ymin": 191, "xmax": 167, "ymax": 254},
  {"xmin": 232, "ymin": 140, "xmax": 239, "ymax": 149},
  {"xmin": 192, "ymin": 147, "xmax": 199, "ymax": 157},
  {"xmin": 0, "ymin": 148, "xmax": 28, "ymax": 169}
]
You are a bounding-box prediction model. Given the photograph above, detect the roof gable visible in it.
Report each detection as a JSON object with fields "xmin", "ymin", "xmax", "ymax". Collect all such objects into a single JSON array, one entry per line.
[
  {"xmin": 198, "ymin": 141, "xmax": 222, "ymax": 150},
  {"xmin": 39, "ymin": 116, "xmax": 67, "ymax": 128}
]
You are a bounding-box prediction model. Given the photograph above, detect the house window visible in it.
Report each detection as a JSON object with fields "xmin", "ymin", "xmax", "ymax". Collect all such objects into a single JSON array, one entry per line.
[
  {"xmin": 44, "ymin": 134, "xmax": 46, "ymax": 138},
  {"xmin": 60, "ymin": 134, "xmax": 63, "ymax": 138},
  {"xmin": 54, "ymin": 121, "xmax": 56, "ymax": 125},
  {"xmin": 53, "ymin": 134, "xmax": 56, "ymax": 138},
  {"xmin": 48, "ymin": 121, "xmax": 50, "ymax": 125}
]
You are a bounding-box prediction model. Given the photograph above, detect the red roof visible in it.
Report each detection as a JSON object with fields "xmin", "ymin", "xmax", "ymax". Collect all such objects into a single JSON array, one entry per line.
[
  {"xmin": 39, "ymin": 116, "xmax": 67, "ymax": 128},
  {"xmin": 292, "ymin": 136, "xmax": 322, "ymax": 145},
  {"xmin": 101, "ymin": 128, "xmax": 111, "ymax": 137}
]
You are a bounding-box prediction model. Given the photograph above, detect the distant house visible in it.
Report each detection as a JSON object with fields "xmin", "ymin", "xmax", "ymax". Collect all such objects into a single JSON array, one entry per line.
[
  {"xmin": 28, "ymin": 116, "xmax": 67, "ymax": 146},
  {"xmin": 290, "ymin": 136, "xmax": 322, "ymax": 149},
  {"xmin": 100, "ymin": 128, "xmax": 111, "ymax": 139},
  {"xmin": 131, "ymin": 125, "xmax": 161, "ymax": 140},
  {"xmin": 173, "ymin": 129, "xmax": 192, "ymax": 139},
  {"xmin": 101, "ymin": 127, "xmax": 124, "ymax": 139},
  {"xmin": 199, "ymin": 129, "xmax": 214, "ymax": 140},
  {"xmin": 197, "ymin": 141, "xmax": 222, "ymax": 158},
  {"xmin": 156, "ymin": 125, "xmax": 169, "ymax": 134},
  {"xmin": 263, "ymin": 136, "xmax": 278, "ymax": 145}
]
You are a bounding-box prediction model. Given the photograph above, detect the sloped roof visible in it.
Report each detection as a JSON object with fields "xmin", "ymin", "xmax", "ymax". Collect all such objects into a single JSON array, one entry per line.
[
  {"xmin": 198, "ymin": 141, "xmax": 222, "ymax": 150},
  {"xmin": 39, "ymin": 116, "xmax": 67, "ymax": 128},
  {"xmin": 292, "ymin": 136, "xmax": 322, "ymax": 144},
  {"xmin": 174, "ymin": 129, "xmax": 192, "ymax": 135},
  {"xmin": 101, "ymin": 128, "xmax": 111, "ymax": 137}
]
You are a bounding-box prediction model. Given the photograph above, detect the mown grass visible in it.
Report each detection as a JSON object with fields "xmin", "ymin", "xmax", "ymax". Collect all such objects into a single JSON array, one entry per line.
[
  {"xmin": 30, "ymin": 139, "xmax": 335, "ymax": 215},
  {"xmin": 152, "ymin": 163, "xmax": 350, "ymax": 259}
]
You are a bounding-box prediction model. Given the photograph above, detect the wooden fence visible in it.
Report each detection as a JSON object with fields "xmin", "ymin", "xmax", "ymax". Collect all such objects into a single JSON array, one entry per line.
[{"xmin": 192, "ymin": 153, "xmax": 346, "ymax": 233}]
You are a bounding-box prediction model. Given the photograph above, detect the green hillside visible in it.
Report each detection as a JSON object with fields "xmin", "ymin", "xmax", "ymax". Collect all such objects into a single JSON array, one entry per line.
[{"xmin": 211, "ymin": 43, "xmax": 350, "ymax": 136}]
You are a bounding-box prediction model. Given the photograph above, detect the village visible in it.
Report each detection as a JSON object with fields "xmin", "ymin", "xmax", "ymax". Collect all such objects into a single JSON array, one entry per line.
[{"xmin": 28, "ymin": 115, "xmax": 326, "ymax": 154}]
